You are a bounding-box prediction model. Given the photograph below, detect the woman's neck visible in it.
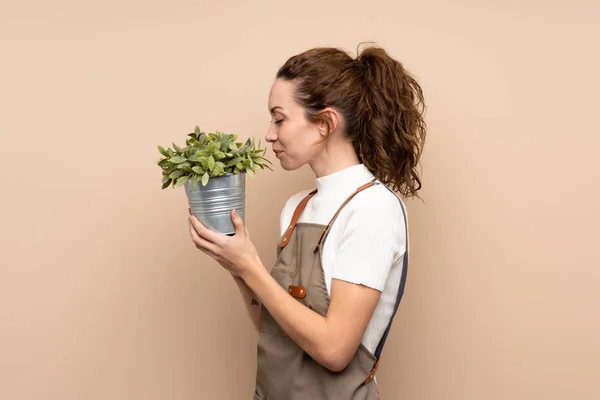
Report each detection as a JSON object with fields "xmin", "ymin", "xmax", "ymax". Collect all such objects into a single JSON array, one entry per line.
[{"xmin": 309, "ymin": 138, "xmax": 360, "ymax": 178}]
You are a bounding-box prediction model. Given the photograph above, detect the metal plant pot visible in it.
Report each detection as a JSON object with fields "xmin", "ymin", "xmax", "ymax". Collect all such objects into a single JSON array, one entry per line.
[{"xmin": 185, "ymin": 173, "xmax": 246, "ymax": 235}]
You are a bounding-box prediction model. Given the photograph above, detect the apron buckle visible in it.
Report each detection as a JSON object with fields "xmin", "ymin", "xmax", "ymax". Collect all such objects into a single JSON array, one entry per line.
[{"xmin": 364, "ymin": 359, "xmax": 380, "ymax": 384}]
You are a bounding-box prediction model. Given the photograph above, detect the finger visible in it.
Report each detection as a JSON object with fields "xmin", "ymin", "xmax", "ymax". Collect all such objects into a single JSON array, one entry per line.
[
  {"xmin": 190, "ymin": 215, "xmax": 224, "ymax": 244},
  {"xmin": 231, "ymin": 210, "xmax": 245, "ymax": 237},
  {"xmin": 189, "ymin": 219, "xmax": 220, "ymax": 255}
]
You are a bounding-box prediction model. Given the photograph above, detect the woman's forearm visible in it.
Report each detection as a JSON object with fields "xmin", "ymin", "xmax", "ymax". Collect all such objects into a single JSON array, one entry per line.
[
  {"xmin": 241, "ymin": 264, "xmax": 342, "ymax": 371},
  {"xmin": 232, "ymin": 275, "xmax": 262, "ymax": 333}
]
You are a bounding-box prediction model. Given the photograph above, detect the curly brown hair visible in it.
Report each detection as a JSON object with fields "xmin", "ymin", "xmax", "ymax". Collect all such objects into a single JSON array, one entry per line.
[{"xmin": 276, "ymin": 44, "xmax": 426, "ymax": 198}]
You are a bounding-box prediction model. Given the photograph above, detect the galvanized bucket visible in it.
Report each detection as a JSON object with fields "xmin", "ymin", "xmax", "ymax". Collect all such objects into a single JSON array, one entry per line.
[{"xmin": 185, "ymin": 173, "xmax": 246, "ymax": 236}]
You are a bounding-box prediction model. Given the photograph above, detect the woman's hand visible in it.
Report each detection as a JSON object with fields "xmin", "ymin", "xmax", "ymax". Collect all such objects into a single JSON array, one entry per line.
[{"xmin": 188, "ymin": 210, "xmax": 262, "ymax": 279}]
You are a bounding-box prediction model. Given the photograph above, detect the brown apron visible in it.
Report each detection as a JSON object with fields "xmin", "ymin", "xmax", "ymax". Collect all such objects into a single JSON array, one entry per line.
[{"xmin": 254, "ymin": 180, "xmax": 409, "ymax": 400}]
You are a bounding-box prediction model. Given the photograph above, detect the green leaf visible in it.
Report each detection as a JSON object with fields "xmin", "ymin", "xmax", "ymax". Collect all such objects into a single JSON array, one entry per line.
[
  {"xmin": 188, "ymin": 154, "xmax": 200, "ymax": 162},
  {"xmin": 169, "ymin": 156, "xmax": 186, "ymax": 164},
  {"xmin": 169, "ymin": 170, "xmax": 185, "ymax": 179},
  {"xmin": 164, "ymin": 167, "xmax": 176, "ymax": 176},
  {"xmin": 246, "ymin": 169, "xmax": 255, "ymax": 179},
  {"xmin": 208, "ymin": 155, "xmax": 216, "ymax": 171},
  {"xmin": 158, "ymin": 145, "xmax": 169, "ymax": 157},
  {"xmin": 214, "ymin": 162, "xmax": 226, "ymax": 176},
  {"xmin": 157, "ymin": 159, "xmax": 170, "ymax": 168},
  {"xmin": 226, "ymin": 157, "xmax": 242, "ymax": 167},
  {"xmin": 214, "ymin": 151, "xmax": 226, "ymax": 160},
  {"xmin": 199, "ymin": 157, "xmax": 209, "ymax": 170},
  {"xmin": 175, "ymin": 175, "xmax": 189, "ymax": 187},
  {"xmin": 173, "ymin": 142, "xmax": 181, "ymax": 152},
  {"xmin": 194, "ymin": 126, "xmax": 201, "ymax": 135},
  {"xmin": 162, "ymin": 179, "xmax": 172, "ymax": 189},
  {"xmin": 207, "ymin": 141, "xmax": 219, "ymax": 153},
  {"xmin": 177, "ymin": 162, "xmax": 192, "ymax": 172},
  {"xmin": 161, "ymin": 175, "xmax": 170, "ymax": 184},
  {"xmin": 220, "ymin": 135, "xmax": 231, "ymax": 146},
  {"xmin": 236, "ymin": 162, "xmax": 243, "ymax": 170},
  {"xmin": 192, "ymin": 166, "xmax": 205, "ymax": 174},
  {"xmin": 229, "ymin": 143, "xmax": 238, "ymax": 153},
  {"xmin": 201, "ymin": 172, "xmax": 209, "ymax": 186}
]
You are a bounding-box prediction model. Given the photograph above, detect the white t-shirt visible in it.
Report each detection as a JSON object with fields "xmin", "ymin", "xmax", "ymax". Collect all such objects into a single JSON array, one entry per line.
[{"xmin": 279, "ymin": 164, "xmax": 408, "ymax": 354}]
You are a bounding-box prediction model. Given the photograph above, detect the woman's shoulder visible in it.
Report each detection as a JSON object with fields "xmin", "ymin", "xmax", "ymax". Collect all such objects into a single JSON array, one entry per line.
[
  {"xmin": 332, "ymin": 183, "xmax": 408, "ymax": 254},
  {"xmin": 349, "ymin": 182, "xmax": 406, "ymax": 218},
  {"xmin": 335, "ymin": 182, "xmax": 408, "ymax": 240}
]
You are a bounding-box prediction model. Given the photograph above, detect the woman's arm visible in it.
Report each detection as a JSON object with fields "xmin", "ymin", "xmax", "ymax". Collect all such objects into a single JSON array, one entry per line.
[
  {"xmin": 241, "ymin": 265, "xmax": 380, "ymax": 372},
  {"xmin": 232, "ymin": 274, "xmax": 262, "ymax": 333},
  {"xmin": 188, "ymin": 210, "xmax": 382, "ymax": 372}
]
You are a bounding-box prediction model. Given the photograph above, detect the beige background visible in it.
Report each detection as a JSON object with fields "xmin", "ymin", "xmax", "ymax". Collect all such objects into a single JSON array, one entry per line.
[{"xmin": 1, "ymin": 1, "xmax": 599, "ymax": 399}]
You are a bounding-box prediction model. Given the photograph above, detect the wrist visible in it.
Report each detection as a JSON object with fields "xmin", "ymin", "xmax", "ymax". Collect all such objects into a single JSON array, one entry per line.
[{"xmin": 239, "ymin": 258, "xmax": 267, "ymax": 284}]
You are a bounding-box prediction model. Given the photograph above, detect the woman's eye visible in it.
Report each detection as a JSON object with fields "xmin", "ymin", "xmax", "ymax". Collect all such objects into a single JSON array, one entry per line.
[{"xmin": 275, "ymin": 119, "xmax": 284, "ymax": 125}]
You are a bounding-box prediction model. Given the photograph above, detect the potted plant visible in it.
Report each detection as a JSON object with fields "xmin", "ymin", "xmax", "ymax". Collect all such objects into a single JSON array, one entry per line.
[{"xmin": 157, "ymin": 126, "xmax": 272, "ymax": 235}]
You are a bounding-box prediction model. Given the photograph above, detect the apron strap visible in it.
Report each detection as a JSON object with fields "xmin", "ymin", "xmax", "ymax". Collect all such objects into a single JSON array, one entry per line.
[
  {"xmin": 365, "ymin": 190, "xmax": 409, "ymax": 383},
  {"xmin": 280, "ymin": 189, "xmax": 318, "ymax": 249},
  {"xmin": 313, "ymin": 178, "xmax": 378, "ymax": 254}
]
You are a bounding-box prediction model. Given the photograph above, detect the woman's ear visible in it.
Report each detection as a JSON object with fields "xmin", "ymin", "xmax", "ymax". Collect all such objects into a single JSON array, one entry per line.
[{"xmin": 317, "ymin": 108, "xmax": 339, "ymax": 137}]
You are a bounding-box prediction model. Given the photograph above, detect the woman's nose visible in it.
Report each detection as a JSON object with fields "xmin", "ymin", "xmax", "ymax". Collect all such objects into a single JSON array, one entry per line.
[{"xmin": 265, "ymin": 125, "xmax": 277, "ymax": 143}]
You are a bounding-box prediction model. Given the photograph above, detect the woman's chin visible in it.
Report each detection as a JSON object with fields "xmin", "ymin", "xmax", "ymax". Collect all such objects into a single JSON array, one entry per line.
[{"xmin": 279, "ymin": 158, "xmax": 302, "ymax": 171}]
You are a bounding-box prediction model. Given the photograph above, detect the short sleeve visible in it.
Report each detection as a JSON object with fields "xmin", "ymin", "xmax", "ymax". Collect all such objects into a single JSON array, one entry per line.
[{"xmin": 330, "ymin": 194, "xmax": 406, "ymax": 291}]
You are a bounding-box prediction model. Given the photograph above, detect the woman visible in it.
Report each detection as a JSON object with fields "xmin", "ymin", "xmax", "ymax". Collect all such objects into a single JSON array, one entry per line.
[{"xmin": 189, "ymin": 44, "xmax": 426, "ymax": 399}]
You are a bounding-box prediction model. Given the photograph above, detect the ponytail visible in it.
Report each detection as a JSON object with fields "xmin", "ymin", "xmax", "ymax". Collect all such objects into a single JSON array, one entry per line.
[{"xmin": 354, "ymin": 46, "xmax": 426, "ymax": 198}]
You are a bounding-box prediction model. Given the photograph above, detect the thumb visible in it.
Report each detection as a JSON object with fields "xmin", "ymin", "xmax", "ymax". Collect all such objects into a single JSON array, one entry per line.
[{"xmin": 231, "ymin": 210, "xmax": 245, "ymax": 236}]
